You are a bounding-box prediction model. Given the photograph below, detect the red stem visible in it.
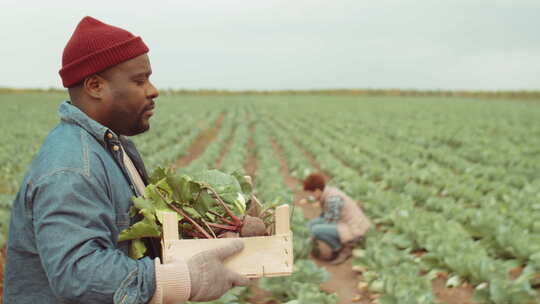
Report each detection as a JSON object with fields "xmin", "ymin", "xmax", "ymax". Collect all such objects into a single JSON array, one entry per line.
[
  {"xmin": 201, "ymin": 219, "xmax": 217, "ymax": 238},
  {"xmin": 154, "ymin": 188, "xmax": 214, "ymax": 239},
  {"xmin": 168, "ymin": 203, "xmax": 214, "ymax": 239},
  {"xmin": 204, "ymin": 186, "xmax": 243, "ymax": 226},
  {"xmin": 185, "ymin": 229, "xmax": 207, "ymax": 239},
  {"xmin": 208, "ymin": 210, "xmax": 237, "ymax": 226},
  {"xmin": 206, "ymin": 222, "xmax": 239, "ymax": 231}
]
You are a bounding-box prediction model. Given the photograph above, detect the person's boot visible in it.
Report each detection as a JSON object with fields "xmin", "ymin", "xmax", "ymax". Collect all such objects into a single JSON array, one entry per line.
[
  {"xmin": 329, "ymin": 243, "xmax": 353, "ymax": 265},
  {"xmin": 312, "ymin": 239, "xmax": 337, "ymax": 261}
]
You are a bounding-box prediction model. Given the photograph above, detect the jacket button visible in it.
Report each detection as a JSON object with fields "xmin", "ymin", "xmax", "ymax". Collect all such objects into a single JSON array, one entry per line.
[
  {"xmin": 107, "ymin": 133, "xmax": 113, "ymax": 139},
  {"xmin": 112, "ymin": 145, "xmax": 120, "ymax": 151}
]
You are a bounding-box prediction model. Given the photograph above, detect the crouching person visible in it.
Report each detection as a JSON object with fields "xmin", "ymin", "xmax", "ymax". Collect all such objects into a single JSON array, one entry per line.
[{"xmin": 303, "ymin": 173, "xmax": 371, "ymax": 264}]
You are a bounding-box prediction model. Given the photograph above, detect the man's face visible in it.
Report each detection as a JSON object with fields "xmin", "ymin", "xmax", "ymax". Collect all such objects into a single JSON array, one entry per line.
[{"xmin": 100, "ymin": 54, "xmax": 159, "ymax": 136}]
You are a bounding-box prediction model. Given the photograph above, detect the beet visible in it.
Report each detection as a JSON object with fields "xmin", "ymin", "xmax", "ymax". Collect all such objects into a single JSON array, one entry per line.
[{"xmin": 240, "ymin": 215, "xmax": 267, "ymax": 237}]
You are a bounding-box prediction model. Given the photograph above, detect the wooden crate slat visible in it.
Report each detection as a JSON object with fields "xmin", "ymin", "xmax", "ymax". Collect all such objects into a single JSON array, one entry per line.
[
  {"xmin": 274, "ymin": 204, "xmax": 290, "ymax": 234},
  {"xmin": 159, "ymin": 204, "xmax": 293, "ymax": 278}
]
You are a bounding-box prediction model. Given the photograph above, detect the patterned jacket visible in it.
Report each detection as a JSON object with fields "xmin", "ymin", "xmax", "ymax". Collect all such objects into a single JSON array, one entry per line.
[{"xmin": 320, "ymin": 186, "xmax": 372, "ymax": 243}]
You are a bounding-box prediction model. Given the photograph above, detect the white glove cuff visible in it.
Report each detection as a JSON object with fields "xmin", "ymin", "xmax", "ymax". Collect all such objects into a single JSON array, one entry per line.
[{"xmin": 150, "ymin": 257, "xmax": 191, "ymax": 304}]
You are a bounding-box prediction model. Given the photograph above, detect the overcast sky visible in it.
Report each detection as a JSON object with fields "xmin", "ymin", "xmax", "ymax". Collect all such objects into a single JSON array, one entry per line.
[{"xmin": 1, "ymin": 0, "xmax": 539, "ymax": 91}]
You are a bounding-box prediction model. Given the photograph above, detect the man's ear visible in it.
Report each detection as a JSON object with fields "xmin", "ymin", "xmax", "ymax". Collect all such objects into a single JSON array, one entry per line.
[{"xmin": 83, "ymin": 74, "xmax": 107, "ymax": 99}]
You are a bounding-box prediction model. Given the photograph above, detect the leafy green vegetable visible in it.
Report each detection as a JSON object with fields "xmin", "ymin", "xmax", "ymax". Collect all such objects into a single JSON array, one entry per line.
[{"xmin": 120, "ymin": 167, "xmax": 261, "ymax": 259}]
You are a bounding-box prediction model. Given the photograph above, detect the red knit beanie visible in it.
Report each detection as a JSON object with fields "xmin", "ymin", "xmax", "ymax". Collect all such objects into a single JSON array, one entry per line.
[{"xmin": 59, "ymin": 16, "xmax": 149, "ymax": 88}]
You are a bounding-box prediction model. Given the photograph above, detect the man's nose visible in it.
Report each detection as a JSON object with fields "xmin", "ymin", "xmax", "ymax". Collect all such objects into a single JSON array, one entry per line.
[{"xmin": 147, "ymin": 81, "xmax": 159, "ymax": 99}]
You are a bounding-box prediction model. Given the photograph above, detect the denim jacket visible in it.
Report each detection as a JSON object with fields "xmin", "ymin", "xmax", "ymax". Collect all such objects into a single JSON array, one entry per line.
[{"xmin": 4, "ymin": 101, "xmax": 157, "ymax": 303}]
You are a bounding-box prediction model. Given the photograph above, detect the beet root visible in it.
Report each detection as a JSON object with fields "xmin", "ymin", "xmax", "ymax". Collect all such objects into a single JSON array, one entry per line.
[{"xmin": 240, "ymin": 215, "xmax": 267, "ymax": 237}]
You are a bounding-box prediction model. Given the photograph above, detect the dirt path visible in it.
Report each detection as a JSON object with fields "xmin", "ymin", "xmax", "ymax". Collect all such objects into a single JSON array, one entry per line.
[
  {"xmin": 270, "ymin": 138, "xmax": 368, "ymax": 304},
  {"xmin": 432, "ymin": 275, "xmax": 475, "ymax": 304},
  {"xmin": 214, "ymin": 125, "xmax": 236, "ymax": 168},
  {"xmin": 172, "ymin": 113, "xmax": 224, "ymax": 169}
]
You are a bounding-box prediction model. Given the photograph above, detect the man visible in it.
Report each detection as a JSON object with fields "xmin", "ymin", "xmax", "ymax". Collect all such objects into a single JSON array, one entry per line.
[
  {"xmin": 303, "ymin": 173, "xmax": 371, "ymax": 265},
  {"xmin": 3, "ymin": 16, "xmax": 249, "ymax": 304}
]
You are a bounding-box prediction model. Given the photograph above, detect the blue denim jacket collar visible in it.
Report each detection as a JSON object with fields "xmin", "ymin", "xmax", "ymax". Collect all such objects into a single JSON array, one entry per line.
[
  {"xmin": 58, "ymin": 101, "xmax": 150, "ymax": 186},
  {"xmin": 59, "ymin": 101, "xmax": 119, "ymax": 146}
]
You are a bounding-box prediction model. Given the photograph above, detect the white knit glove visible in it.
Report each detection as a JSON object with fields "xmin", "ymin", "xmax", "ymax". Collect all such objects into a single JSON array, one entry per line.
[
  {"xmin": 188, "ymin": 240, "xmax": 250, "ymax": 302},
  {"xmin": 151, "ymin": 240, "xmax": 249, "ymax": 304}
]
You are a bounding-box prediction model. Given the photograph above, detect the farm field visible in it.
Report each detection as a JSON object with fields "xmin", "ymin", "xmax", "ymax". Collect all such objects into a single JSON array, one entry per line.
[{"xmin": 1, "ymin": 92, "xmax": 540, "ymax": 303}]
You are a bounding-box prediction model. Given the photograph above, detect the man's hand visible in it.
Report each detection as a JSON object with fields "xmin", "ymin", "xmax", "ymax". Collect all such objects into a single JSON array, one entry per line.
[{"xmin": 187, "ymin": 240, "xmax": 250, "ymax": 302}]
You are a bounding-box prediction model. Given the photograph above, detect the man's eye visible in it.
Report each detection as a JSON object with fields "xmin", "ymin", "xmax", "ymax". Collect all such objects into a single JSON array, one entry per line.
[{"xmin": 135, "ymin": 80, "xmax": 146, "ymax": 85}]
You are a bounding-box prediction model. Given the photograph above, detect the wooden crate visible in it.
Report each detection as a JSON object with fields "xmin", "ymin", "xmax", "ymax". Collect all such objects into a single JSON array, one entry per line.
[{"xmin": 160, "ymin": 204, "xmax": 293, "ymax": 278}]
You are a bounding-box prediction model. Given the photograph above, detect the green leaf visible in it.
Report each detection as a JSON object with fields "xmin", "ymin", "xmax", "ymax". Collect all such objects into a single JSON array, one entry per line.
[
  {"xmin": 192, "ymin": 170, "xmax": 243, "ymax": 204},
  {"xmin": 129, "ymin": 239, "xmax": 147, "ymax": 260},
  {"xmin": 167, "ymin": 173, "xmax": 194, "ymax": 203},
  {"xmin": 231, "ymin": 170, "xmax": 253, "ymax": 197},
  {"xmin": 118, "ymin": 214, "xmax": 161, "ymax": 241},
  {"xmin": 378, "ymin": 295, "xmax": 398, "ymax": 304},
  {"xmin": 193, "ymin": 190, "xmax": 214, "ymax": 217},
  {"xmin": 133, "ymin": 196, "xmax": 155, "ymax": 213},
  {"xmin": 232, "ymin": 193, "xmax": 246, "ymax": 215},
  {"xmin": 149, "ymin": 166, "xmax": 169, "ymax": 184}
]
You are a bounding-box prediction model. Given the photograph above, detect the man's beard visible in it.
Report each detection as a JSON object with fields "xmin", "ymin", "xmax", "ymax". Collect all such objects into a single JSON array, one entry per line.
[{"xmin": 130, "ymin": 117, "xmax": 150, "ymax": 136}]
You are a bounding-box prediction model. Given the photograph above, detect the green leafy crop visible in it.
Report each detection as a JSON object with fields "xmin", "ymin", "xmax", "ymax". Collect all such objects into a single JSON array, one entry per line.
[{"xmin": 119, "ymin": 167, "xmax": 262, "ymax": 259}]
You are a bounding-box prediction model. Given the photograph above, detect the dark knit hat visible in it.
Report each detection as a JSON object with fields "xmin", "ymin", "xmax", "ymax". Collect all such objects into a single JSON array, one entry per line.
[{"xmin": 59, "ymin": 16, "xmax": 149, "ymax": 88}]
